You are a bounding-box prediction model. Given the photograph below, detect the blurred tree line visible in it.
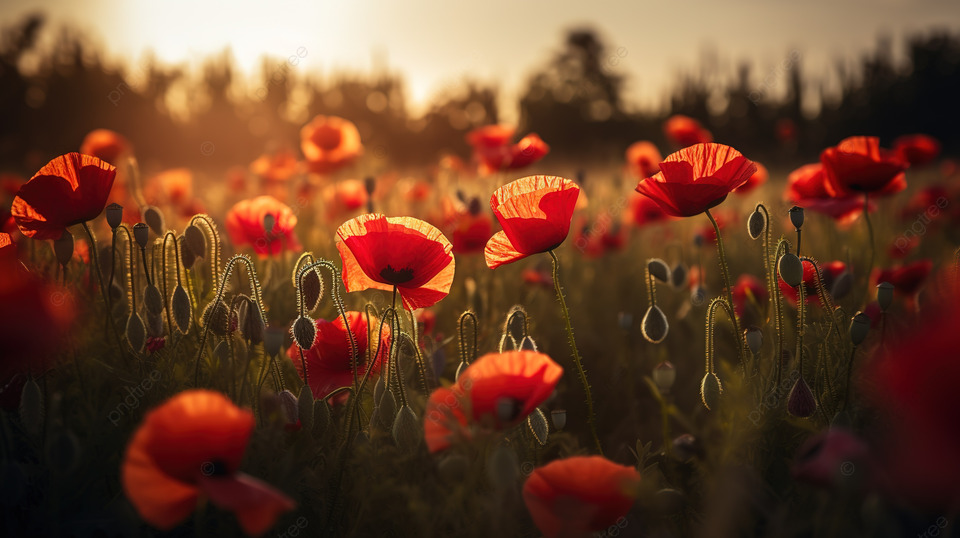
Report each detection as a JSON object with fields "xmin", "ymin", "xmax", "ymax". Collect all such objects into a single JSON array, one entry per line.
[{"xmin": 0, "ymin": 14, "xmax": 957, "ymax": 175}]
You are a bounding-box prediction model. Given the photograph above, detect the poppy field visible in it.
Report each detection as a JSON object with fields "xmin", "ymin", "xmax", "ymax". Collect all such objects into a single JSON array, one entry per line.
[{"xmin": 2, "ymin": 14, "xmax": 960, "ymax": 538}]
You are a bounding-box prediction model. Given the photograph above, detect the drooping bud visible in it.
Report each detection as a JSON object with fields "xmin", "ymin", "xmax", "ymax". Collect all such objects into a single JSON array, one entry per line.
[
  {"xmin": 125, "ymin": 313, "xmax": 146, "ymax": 353},
  {"xmin": 672, "ymin": 433, "xmax": 702, "ymax": 462},
  {"xmin": 747, "ymin": 205, "xmax": 767, "ymax": 240},
  {"xmin": 849, "ymin": 312, "xmax": 871, "ymax": 346},
  {"xmin": 876, "ymin": 282, "xmax": 894, "ymax": 312},
  {"xmin": 392, "ymin": 405, "xmax": 422, "ymax": 451},
  {"xmin": 788, "ymin": 206, "xmax": 805, "ymax": 229},
  {"xmin": 53, "ymin": 230, "xmax": 74, "ymax": 267},
  {"xmin": 378, "ymin": 390, "xmax": 397, "ymax": 430},
  {"xmin": 550, "ymin": 409, "xmax": 566, "ymax": 430},
  {"xmin": 292, "ymin": 315, "xmax": 316, "ymax": 350},
  {"xmin": 527, "ymin": 408, "xmax": 549, "ymax": 446},
  {"xmin": 744, "ymin": 326, "xmax": 763, "ymax": 354},
  {"xmin": 648, "ymin": 258, "xmax": 671, "ymax": 282},
  {"xmin": 105, "ymin": 203, "xmax": 123, "ymax": 229},
  {"xmin": 171, "ymin": 284, "xmax": 192, "ymax": 334},
  {"xmin": 700, "ymin": 372, "xmax": 722, "ymax": 411},
  {"xmin": 201, "ymin": 300, "xmax": 230, "ymax": 337},
  {"xmin": 273, "ymin": 390, "xmax": 300, "ymax": 428},
  {"xmin": 671, "ymin": 263, "xmax": 688, "ymax": 289},
  {"xmin": 179, "ymin": 236, "xmax": 197, "ymax": 269},
  {"xmin": 144, "ymin": 284, "xmax": 164, "ymax": 316},
  {"xmin": 300, "ymin": 267, "xmax": 323, "ymax": 312},
  {"xmin": 778, "ymin": 252, "xmax": 804, "ymax": 288},
  {"xmin": 641, "ymin": 305, "xmax": 669, "ymax": 343},
  {"xmin": 653, "ymin": 361, "xmax": 676, "ymax": 394},
  {"xmin": 237, "ymin": 298, "xmax": 265, "ymax": 345},
  {"xmin": 498, "ymin": 332, "xmax": 517, "ymax": 353},
  {"xmin": 184, "ymin": 224, "xmax": 206, "ymax": 258},
  {"xmin": 133, "ymin": 223, "xmax": 149, "ymax": 249},
  {"xmin": 143, "ymin": 206, "xmax": 165, "ymax": 236},
  {"xmin": 787, "ymin": 375, "xmax": 816, "ymax": 418}
]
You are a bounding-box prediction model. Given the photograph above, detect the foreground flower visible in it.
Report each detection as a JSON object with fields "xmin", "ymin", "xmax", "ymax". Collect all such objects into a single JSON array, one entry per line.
[
  {"xmin": 122, "ymin": 390, "xmax": 295, "ymax": 535},
  {"xmin": 820, "ymin": 136, "xmax": 908, "ymax": 197},
  {"xmin": 12, "ymin": 153, "xmax": 117, "ymax": 240},
  {"xmin": 286, "ymin": 311, "xmax": 391, "ymax": 401},
  {"xmin": 635, "ymin": 143, "xmax": 756, "ymax": 217},
  {"xmin": 663, "ymin": 115, "xmax": 712, "ymax": 148},
  {"xmin": 336, "ymin": 214, "xmax": 455, "ymax": 309},
  {"xmin": 300, "ymin": 115, "xmax": 363, "ymax": 174},
  {"xmin": 522, "ymin": 456, "xmax": 640, "ymax": 538},
  {"xmin": 225, "ymin": 196, "xmax": 301, "ymax": 258},
  {"xmin": 424, "ymin": 350, "xmax": 562, "ymax": 453},
  {"xmin": 484, "ymin": 176, "xmax": 580, "ymax": 269},
  {"xmin": 625, "ymin": 140, "xmax": 662, "ymax": 179}
]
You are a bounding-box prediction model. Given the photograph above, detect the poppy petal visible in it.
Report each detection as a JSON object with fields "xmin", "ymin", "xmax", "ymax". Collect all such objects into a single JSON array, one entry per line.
[
  {"xmin": 484, "ymin": 230, "xmax": 527, "ymax": 269},
  {"xmin": 122, "ymin": 424, "xmax": 200, "ymax": 530},
  {"xmin": 199, "ymin": 473, "xmax": 296, "ymax": 537}
]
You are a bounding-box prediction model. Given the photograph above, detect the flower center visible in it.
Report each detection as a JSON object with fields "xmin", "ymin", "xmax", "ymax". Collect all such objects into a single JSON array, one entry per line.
[
  {"xmin": 379, "ymin": 264, "xmax": 415, "ymax": 284},
  {"xmin": 312, "ymin": 125, "xmax": 343, "ymax": 151}
]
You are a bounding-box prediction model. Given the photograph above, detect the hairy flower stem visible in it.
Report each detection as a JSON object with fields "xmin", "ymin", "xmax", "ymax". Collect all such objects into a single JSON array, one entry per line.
[
  {"xmin": 705, "ymin": 209, "xmax": 745, "ymax": 364},
  {"xmin": 550, "ymin": 250, "xmax": 602, "ymax": 455},
  {"xmin": 81, "ymin": 221, "xmax": 125, "ymax": 355}
]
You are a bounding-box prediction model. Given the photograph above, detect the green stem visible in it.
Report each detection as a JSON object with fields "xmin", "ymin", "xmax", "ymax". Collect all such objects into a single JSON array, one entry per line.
[
  {"xmin": 550, "ymin": 250, "xmax": 602, "ymax": 455},
  {"xmin": 705, "ymin": 209, "xmax": 745, "ymax": 364}
]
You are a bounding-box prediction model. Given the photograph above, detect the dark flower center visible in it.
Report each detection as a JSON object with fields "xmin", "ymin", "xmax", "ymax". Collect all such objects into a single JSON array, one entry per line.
[{"xmin": 380, "ymin": 264, "xmax": 415, "ymax": 284}]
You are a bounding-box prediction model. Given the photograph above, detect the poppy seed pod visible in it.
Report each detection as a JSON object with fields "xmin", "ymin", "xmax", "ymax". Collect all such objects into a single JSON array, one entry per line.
[
  {"xmin": 143, "ymin": 284, "xmax": 164, "ymax": 316},
  {"xmin": 779, "ymin": 253, "xmax": 804, "ymax": 288},
  {"xmin": 789, "ymin": 206, "xmax": 805, "ymax": 229},
  {"xmin": 877, "ymin": 282, "xmax": 895, "ymax": 312},
  {"xmin": 641, "ymin": 305, "xmax": 669, "ymax": 343},
  {"xmin": 143, "ymin": 206, "xmax": 165, "ymax": 236},
  {"xmin": 201, "ymin": 300, "xmax": 230, "ymax": 337},
  {"xmin": 700, "ymin": 372, "xmax": 722, "ymax": 411},
  {"xmin": 652, "ymin": 361, "xmax": 676, "ymax": 394},
  {"xmin": 648, "ymin": 258, "xmax": 671, "ymax": 282},
  {"xmin": 53, "ymin": 230, "xmax": 74, "ymax": 267},
  {"xmin": 550, "ymin": 409, "xmax": 566, "ymax": 430},
  {"xmin": 237, "ymin": 298, "xmax": 265, "ymax": 345},
  {"xmin": 106, "ymin": 203, "xmax": 123, "ymax": 229},
  {"xmin": 849, "ymin": 312, "xmax": 871, "ymax": 346},
  {"xmin": 133, "ymin": 223, "xmax": 149, "ymax": 249},
  {"xmin": 364, "ymin": 176, "xmax": 376, "ymax": 195},
  {"xmin": 184, "ymin": 224, "xmax": 206, "ymax": 258},
  {"xmin": 292, "ymin": 315, "xmax": 316, "ymax": 350},
  {"xmin": 747, "ymin": 206, "xmax": 766, "ymax": 240},
  {"xmin": 744, "ymin": 326, "xmax": 763, "ymax": 354},
  {"xmin": 787, "ymin": 376, "xmax": 817, "ymax": 418}
]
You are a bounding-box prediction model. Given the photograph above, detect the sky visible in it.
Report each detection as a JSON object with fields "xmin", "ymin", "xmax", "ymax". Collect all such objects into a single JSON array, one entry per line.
[{"xmin": 2, "ymin": 0, "xmax": 959, "ymax": 120}]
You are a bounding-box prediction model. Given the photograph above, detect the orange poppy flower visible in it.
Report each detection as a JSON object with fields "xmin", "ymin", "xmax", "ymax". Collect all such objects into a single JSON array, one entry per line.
[
  {"xmin": 286, "ymin": 311, "xmax": 391, "ymax": 402},
  {"xmin": 225, "ymin": 196, "xmax": 301, "ymax": 258},
  {"xmin": 336, "ymin": 214, "xmax": 455, "ymax": 310},
  {"xmin": 734, "ymin": 162, "xmax": 768, "ymax": 194},
  {"xmin": 79, "ymin": 128, "xmax": 131, "ymax": 166},
  {"xmin": 664, "ymin": 115, "xmax": 713, "ymax": 148},
  {"xmin": 484, "ymin": 176, "xmax": 580, "ymax": 269},
  {"xmin": 144, "ymin": 168, "xmax": 193, "ymax": 207},
  {"xmin": 820, "ymin": 136, "xmax": 908, "ymax": 197},
  {"xmin": 635, "ymin": 143, "xmax": 756, "ymax": 217},
  {"xmin": 522, "ymin": 456, "xmax": 640, "ymax": 538},
  {"xmin": 625, "ymin": 140, "xmax": 662, "ymax": 179},
  {"xmin": 476, "ymin": 134, "xmax": 550, "ymax": 174},
  {"xmin": 893, "ymin": 133, "xmax": 940, "ymax": 167},
  {"xmin": 424, "ymin": 350, "xmax": 563, "ymax": 453},
  {"xmin": 122, "ymin": 390, "xmax": 295, "ymax": 536},
  {"xmin": 466, "ymin": 124, "xmax": 516, "ymax": 149},
  {"xmin": 300, "ymin": 115, "xmax": 363, "ymax": 175},
  {"xmin": 12, "ymin": 153, "xmax": 117, "ymax": 240},
  {"xmin": 250, "ymin": 148, "xmax": 299, "ymax": 183}
]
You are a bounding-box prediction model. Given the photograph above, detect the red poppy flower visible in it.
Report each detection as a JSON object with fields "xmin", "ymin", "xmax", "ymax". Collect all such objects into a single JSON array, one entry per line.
[
  {"xmin": 484, "ymin": 176, "xmax": 580, "ymax": 269},
  {"xmin": 893, "ymin": 134, "xmax": 940, "ymax": 167},
  {"xmin": 424, "ymin": 350, "xmax": 562, "ymax": 453},
  {"xmin": 899, "ymin": 184, "xmax": 951, "ymax": 222},
  {"xmin": 467, "ymin": 125, "xmax": 516, "ymax": 149},
  {"xmin": 11, "ymin": 153, "xmax": 117, "ymax": 240},
  {"xmin": 80, "ymin": 128, "xmax": 131, "ymax": 166},
  {"xmin": 323, "ymin": 179, "xmax": 369, "ymax": 221},
  {"xmin": 664, "ymin": 115, "xmax": 713, "ymax": 148},
  {"xmin": 732, "ymin": 273, "xmax": 767, "ymax": 319},
  {"xmin": 869, "ymin": 289, "xmax": 960, "ymax": 509},
  {"xmin": 451, "ymin": 208, "xmax": 493, "ymax": 255},
  {"xmin": 416, "ymin": 309, "xmax": 436, "ymax": 336},
  {"xmin": 522, "ymin": 456, "xmax": 640, "ymax": 538},
  {"xmin": 733, "ymin": 162, "xmax": 768, "ymax": 194},
  {"xmin": 626, "ymin": 192, "xmax": 672, "ymax": 228},
  {"xmin": 625, "ymin": 141, "xmax": 662, "ymax": 179},
  {"xmin": 820, "ymin": 137, "xmax": 908, "ymax": 197},
  {"xmin": 250, "ymin": 148, "xmax": 299, "ymax": 184},
  {"xmin": 778, "ymin": 260, "xmax": 847, "ymax": 306},
  {"xmin": 300, "ymin": 115, "xmax": 363, "ymax": 175},
  {"xmin": 0, "ymin": 232, "xmax": 15, "ymax": 265},
  {"xmin": 475, "ymin": 133, "xmax": 550, "ymax": 174},
  {"xmin": 572, "ymin": 219, "xmax": 606, "ymax": 259},
  {"xmin": 336, "ymin": 214, "xmax": 455, "ymax": 310},
  {"xmin": 784, "ymin": 163, "xmax": 875, "ymax": 224},
  {"xmin": 871, "ymin": 260, "xmax": 933, "ymax": 298},
  {"xmin": 286, "ymin": 311, "xmax": 391, "ymax": 402},
  {"xmin": 122, "ymin": 390, "xmax": 295, "ymax": 535},
  {"xmin": 144, "ymin": 168, "xmax": 193, "ymax": 207},
  {"xmin": 635, "ymin": 143, "xmax": 756, "ymax": 217},
  {"xmin": 225, "ymin": 196, "xmax": 301, "ymax": 258},
  {"xmin": 776, "ymin": 118, "xmax": 797, "ymax": 143}
]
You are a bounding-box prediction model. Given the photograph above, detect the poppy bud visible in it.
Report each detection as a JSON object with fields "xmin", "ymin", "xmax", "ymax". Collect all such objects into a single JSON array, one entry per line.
[
  {"xmin": 648, "ymin": 258, "xmax": 671, "ymax": 282},
  {"xmin": 550, "ymin": 409, "xmax": 566, "ymax": 430},
  {"xmin": 653, "ymin": 361, "xmax": 676, "ymax": 394},
  {"xmin": 744, "ymin": 326, "xmax": 763, "ymax": 354},
  {"xmin": 691, "ymin": 285, "xmax": 707, "ymax": 306},
  {"xmin": 831, "ymin": 270, "xmax": 852, "ymax": 300},
  {"xmin": 378, "ymin": 390, "xmax": 397, "ymax": 430},
  {"xmin": 747, "ymin": 206, "xmax": 766, "ymax": 240},
  {"xmin": 693, "ymin": 234, "xmax": 704, "ymax": 248},
  {"xmin": 201, "ymin": 300, "xmax": 230, "ymax": 337},
  {"xmin": 276, "ymin": 390, "xmax": 300, "ymax": 427},
  {"xmin": 51, "ymin": 229, "xmax": 74, "ymax": 267},
  {"xmin": 789, "ymin": 206, "xmax": 805, "ymax": 229},
  {"xmin": 144, "ymin": 284, "xmax": 163, "ymax": 316},
  {"xmin": 19, "ymin": 377, "xmax": 43, "ymax": 437},
  {"xmin": 373, "ymin": 375, "xmax": 386, "ymax": 406},
  {"xmin": 641, "ymin": 305, "xmax": 669, "ymax": 343},
  {"xmin": 486, "ymin": 444, "xmax": 520, "ymax": 490},
  {"xmin": 787, "ymin": 376, "xmax": 816, "ymax": 418},
  {"xmin": 172, "ymin": 285, "xmax": 192, "ymax": 334},
  {"xmin": 519, "ymin": 335, "xmax": 538, "ymax": 351},
  {"xmin": 146, "ymin": 307, "xmax": 164, "ymax": 337},
  {"xmin": 392, "ymin": 405, "xmax": 421, "ymax": 452},
  {"xmin": 238, "ymin": 298, "xmax": 265, "ymax": 345},
  {"xmin": 671, "ymin": 263, "xmax": 688, "ymax": 289},
  {"xmin": 498, "ymin": 332, "xmax": 517, "ymax": 353},
  {"xmin": 106, "ymin": 203, "xmax": 123, "ymax": 229},
  {"xmin": 778, "ymin": 253, "xmax": 804, "ymax": 287},
  {"xmin": 263, "ymin": 213, "xmax": 276, "ymax": 235},
  {"xmin": 876, "ymin": 282, "xmax": 894, "ymax": 312},
  {"xmin": 264, "ymin": 327, "xmax": 285, "ymax": 357},
  {"xmin": 184, "ymin": 224, "xmax": 206, "ymax": 258},
  {"xmin": 299, "ymin": 268, "xmax": 323, "ymax": 312},
  {"xmin": 849, "ymin": 312, "xmax": 871, "ymax": 346},
  {"xmin": 126, "ymin": 313, "xmax": 146, "ymax": 353},
  {"xmin": 700, "ymin": 372, "xmax": 722, "ymax": 411},
  {"xmin": 292, "ymin": 315, "xmax": 316, "ymax": 350},
  {"xmin": 133, "ymin": 222, "xmax": 149, "ymax": 249},
  {"xmin": 455, "ymin": 360, "xmax": 468, "ymax": 381},
  {"xmin": 527, "ymin": 408, "xmax": 549, "ymax": 446},
  {"xmin": 298, "ymin": 385, "xmax": 314, "ymax": 433},
  {"xmin": 179, "ymin": 236, "xmax": 197, "ymax": 270},
  {"xmin": 672, "ymin": 433, "xmax": 702, "ymax": 462},
  {"xmin": 143, "ymin": 206, "xmax": 165, "ymax": 236}
]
